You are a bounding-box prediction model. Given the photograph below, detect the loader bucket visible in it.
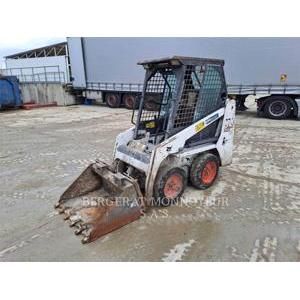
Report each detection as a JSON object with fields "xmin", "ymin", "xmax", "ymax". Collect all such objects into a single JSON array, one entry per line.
[{"xmin": 55, "ymin": 161, "xmax": 144, "ymax": 243}]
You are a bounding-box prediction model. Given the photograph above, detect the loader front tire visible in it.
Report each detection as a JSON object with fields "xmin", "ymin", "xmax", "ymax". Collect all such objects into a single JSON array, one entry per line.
[
  {"xmin": 153, "ymin": 167, "xmax": 187, "ymax": 207},
  {"xmin": 190, "ymin": 153, "xmax": 219, "ymax": 190}
]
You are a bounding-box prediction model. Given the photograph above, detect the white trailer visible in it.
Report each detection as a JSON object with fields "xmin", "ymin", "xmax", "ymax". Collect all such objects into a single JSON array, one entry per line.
[{"xmin": 67, "ymin": 37, "xmax": 300, "ymax": 119}]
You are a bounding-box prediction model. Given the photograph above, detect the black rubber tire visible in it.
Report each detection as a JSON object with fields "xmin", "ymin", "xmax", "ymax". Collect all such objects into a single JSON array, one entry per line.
[
  {"xmin": 123, "ymin": 94, "xmax": 136, "ymax": 110},
  {"xmin": 105, "ymin": 93, "xmax": 121, "ymax": 108},
  {"xmin": 190, "ymin": 153, "xmax": 219, "ymax": 190},
  {"xmin": 263, "ymin": 96, "xmax": 292, "ymax": 119},
  {"xmin": 153, "ymin": 167, "xmax": 187, "ymax": 207}
]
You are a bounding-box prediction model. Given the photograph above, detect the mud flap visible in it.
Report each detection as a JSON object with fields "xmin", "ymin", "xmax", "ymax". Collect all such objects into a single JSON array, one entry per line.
[{"xmin": 55, "ymin": 161, "xmax": 144, "ymax": 243}]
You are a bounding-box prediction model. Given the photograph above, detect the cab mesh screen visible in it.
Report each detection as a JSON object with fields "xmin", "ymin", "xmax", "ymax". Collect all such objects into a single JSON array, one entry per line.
[
  {"xmin": 140, "ymin": 70, "xmax": 176, "ymax": 121},
  {"xmin": 174, "ymin": 64, "xmax": 223, "ymax": 129}
]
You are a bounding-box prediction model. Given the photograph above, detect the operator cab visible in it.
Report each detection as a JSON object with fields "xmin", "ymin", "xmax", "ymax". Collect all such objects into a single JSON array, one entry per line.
[{"xmin": 133, "ymin": 56, "xmax": 227, "ymax": 146}]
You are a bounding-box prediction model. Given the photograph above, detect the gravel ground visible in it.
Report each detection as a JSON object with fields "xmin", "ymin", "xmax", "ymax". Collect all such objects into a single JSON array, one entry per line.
[{"xmin": 0, "ymin": 103, "xmax": 299, "ymax": 261}]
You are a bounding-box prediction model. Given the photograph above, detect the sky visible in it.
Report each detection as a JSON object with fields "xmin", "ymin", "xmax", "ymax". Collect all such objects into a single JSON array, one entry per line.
[{"xmin": 0, "ymin": 37, "xmax": 66, "ymax": 68}]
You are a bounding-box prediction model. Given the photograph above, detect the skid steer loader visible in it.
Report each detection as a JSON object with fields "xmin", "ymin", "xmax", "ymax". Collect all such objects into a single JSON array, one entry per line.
[{"xmin": 56, "ymin": 56, "xmax": 236, "ymax": 243}]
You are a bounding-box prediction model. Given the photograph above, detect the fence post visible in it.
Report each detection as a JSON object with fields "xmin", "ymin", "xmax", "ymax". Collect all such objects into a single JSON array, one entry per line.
[
  {"xmin": 20, "ymin": 68, "xmax": 23, "ymax": 82},
  {"xmin": 58, "ymin": 66, "xmax": 61, "ymax": 83},
  {"xmin": 44, "ymin": 67, "xmax": 47, "ymax": 83},
  {"xmin": 32, "ymin": 67, "xmax": 35, "ymax": 82}
]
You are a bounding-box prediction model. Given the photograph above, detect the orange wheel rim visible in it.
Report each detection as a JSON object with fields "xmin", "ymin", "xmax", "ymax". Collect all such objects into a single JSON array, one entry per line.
[
  {"xmin": 201, "ymin": 161, "xmax": 217, "ymax": 185},
  {"xmin": 163, "ymin": 174, "xmax": 183, "ymax": 199}
]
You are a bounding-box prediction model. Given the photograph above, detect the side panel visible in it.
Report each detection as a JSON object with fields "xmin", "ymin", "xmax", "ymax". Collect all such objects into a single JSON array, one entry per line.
[
  {"xmin": 69, "ymin": 37, "xmax": 300, "ymax": 86},
  {"xmin": 67, "ymin": 37, "xmax": 86, "ymax": 88},
  {"xmin": 216, "ymin": 99, "xmax": 236, "ymax": 165},
  {"xmin": 145, "ymin": 108, "xmax": 226, "ymax": 200}
]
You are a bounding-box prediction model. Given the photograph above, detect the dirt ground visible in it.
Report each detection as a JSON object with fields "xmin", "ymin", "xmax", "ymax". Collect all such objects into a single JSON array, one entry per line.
[{"xmin": 0, "ymin": 102, "xmax": 300, "ymax": 261}]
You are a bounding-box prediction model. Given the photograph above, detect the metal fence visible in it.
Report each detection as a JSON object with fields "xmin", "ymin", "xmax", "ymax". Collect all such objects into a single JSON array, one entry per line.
[{"xmin": 0, "ymin": 65, "xmax": 66, "ymax": 83}]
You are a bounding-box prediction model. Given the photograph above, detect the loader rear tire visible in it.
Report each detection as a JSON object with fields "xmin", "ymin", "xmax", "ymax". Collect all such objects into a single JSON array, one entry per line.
[
  {"xmin": 190, "ymin": 153, "xmax": 219, "ymax": 190},
  {"xmin": 153, "ymin": 167, "xmax": 187, "ymax": 207}
]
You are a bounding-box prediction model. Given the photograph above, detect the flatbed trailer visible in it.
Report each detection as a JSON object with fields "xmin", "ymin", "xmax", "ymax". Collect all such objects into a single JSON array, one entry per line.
[
  {"xmin": 67, "ymin": 38, "xmax": 300, "ymax": 120},
  {"xmin": 82, "ymin": 81, "xmax": 300, "ymax": 120},
  {"xmin": 86, "ymin": 82, "xmax": 143, "ymax": 109},
  {"xmin": 85, "ymin": 82, "xmax": 162, "ymax": 111},
  {"xmin": 228, "ymin": 84, "xmax": 300, "ymax": 119}
]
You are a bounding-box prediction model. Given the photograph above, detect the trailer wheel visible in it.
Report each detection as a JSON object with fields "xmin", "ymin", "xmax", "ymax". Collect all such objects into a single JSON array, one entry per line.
[
  {"xmin": 105, "ymin": 93, "xmax": 121, "ymax": 108},
  {"xmin": 190, "ymin": 153, "xmax": 219, "ymax": 190},
  {"xmin": 123, "ymin": 94, "xmax": 136, "ymax": 110},
  {"xmin": 144, "ymin": 96, "xmax": 160, "ymax": 111},
  {"xmin": 153, "ymin": 167, "xmax": 187, "ymax": 207},
  {"xmin": 263, "ymin": 96, "xmax": 292, "ymax": 119}
]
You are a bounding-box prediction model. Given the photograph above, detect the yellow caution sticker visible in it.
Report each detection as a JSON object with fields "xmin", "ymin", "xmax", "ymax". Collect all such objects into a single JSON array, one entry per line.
[
  {"xmin": 280, "ymin": 74, "xmax": 287, "ymax": 82},
  {"xmin": 195, "ymin": 121, "xmax": 205, "ymax": 133},
  {"xmin": 145, "ymin": 121, "xmax": 156, "ymax": 129}
]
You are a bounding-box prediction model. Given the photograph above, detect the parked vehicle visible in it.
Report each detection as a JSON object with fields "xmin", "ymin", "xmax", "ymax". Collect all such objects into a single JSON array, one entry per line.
[
  {"xmin": 67, "ymin": 37, "xmax": 300, "ymax": 120},
  {"xmin": 227, "ymin": 84, "xmax": 300, "ymax": 119},
  {"xmin": 56, "ymin": 56, "xmax": 236, "ymax": 243},
  {"xmin": 0, "ymin": 76, "xmax": 22, "ymax": 110},
  {"xmin": 85, "ymin": 82, "xmax": 143, "ymax": 109}
]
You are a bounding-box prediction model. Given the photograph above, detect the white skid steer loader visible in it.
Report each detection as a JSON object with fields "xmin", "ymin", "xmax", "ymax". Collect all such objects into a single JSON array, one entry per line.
[{"xmin": 56, "ymin": 56, "xmax": 236, "ymax": 243}]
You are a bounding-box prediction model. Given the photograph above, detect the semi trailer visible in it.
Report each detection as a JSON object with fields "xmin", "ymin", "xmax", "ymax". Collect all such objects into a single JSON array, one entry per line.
[{"xmin": 67, "ymin": 37, "xmax": 300, "ymax": 120}]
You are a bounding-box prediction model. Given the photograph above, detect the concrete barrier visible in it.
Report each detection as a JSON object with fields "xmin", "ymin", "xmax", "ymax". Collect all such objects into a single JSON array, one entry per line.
[{"xmin": 20, "ymin": 83, "xmax": 76, "ymax": 106}]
